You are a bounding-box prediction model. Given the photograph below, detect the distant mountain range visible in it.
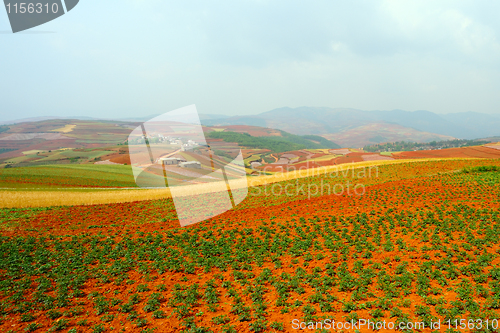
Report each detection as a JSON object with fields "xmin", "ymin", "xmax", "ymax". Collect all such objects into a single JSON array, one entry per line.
[
  {"xmin": 201, "ymin": 107, "xmax": 500, "ymax": 147},
  {"xmin": 2, "ymin": 108, "xmax": 499, "ymax": 148},
  {"xmin": 0, "ymin": 116, "xmax": 99, "ymax": 125},
  {"xmin": 0, "ymin": 113, "xmax": 227, "ymax": 125}
]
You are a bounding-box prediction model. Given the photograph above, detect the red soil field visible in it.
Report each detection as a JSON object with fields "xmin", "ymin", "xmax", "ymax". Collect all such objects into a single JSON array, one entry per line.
[
  {"xmin": 286, "ymin": 150, "xmax": 311, "ymax": 157},
  {"xmin": 361, "ymin": 154, "xmax": 394, "ymax": 161},
  {"xmin": 1, "ymin": 159, "xmax": 500, "ymax": 332},
  {"xmin": 333, "ymin": 152, "xmax": 365, "ymax": 164},
  {"xmin": 108, "ymin": 153, "xmax": 131, "ymax": 165}
]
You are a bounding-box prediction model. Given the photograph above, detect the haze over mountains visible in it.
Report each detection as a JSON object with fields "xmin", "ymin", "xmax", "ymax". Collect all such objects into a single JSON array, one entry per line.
[
  {"xmin": 201, "ymin": 107, "xmax": 500, "ymax": 147},
  {"xmin": 2, "ymin": 108, "xmax": 500, "ymax": 148}
]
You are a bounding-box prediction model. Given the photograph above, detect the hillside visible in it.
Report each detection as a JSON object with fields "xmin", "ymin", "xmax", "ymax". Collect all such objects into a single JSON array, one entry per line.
[
  {"xmin": 321, "ymin": 123, "xmax": 454, "ymax": 148},
  {"xmin": 206, "ymin": 130, "xmax": 340, "ymax": 153},
  {"xmin": 0, "ymin": 119, "xmax": 135, "ymax": 168},
  {"xmin": 0, "ymin": 120, "xmax": 340, "ymax": 169},
  {"xmin": 202, "ymin": 107, "xmax": 500, "ymax": 143}
]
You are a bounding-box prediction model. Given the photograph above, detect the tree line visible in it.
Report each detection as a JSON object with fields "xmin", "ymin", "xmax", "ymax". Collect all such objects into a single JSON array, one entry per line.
[{"xmin": 364, "ymin": 139, "xmax": 492, "ymax": 152}]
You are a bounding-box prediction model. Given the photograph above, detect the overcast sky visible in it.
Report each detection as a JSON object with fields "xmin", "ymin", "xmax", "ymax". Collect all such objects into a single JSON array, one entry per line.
[{"xmin": 1, "ymin": 0, "xmax": 500, "ymax": 121}]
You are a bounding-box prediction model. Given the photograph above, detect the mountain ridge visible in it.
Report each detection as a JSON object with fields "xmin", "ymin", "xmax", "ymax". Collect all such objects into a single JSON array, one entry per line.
[
  {"xmin": 201, "ymin": 107, "xmax": 500, "ymax": 144},
  {"xmin": 2, "ymin": 108, "xmax": 499, "ymax": 148}
]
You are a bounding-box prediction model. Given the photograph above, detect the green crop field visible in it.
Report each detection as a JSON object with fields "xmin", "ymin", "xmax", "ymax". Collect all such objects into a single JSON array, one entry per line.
[{"xmin": 0, "ymin": 165, "xmax": 138, "ymax": 189}]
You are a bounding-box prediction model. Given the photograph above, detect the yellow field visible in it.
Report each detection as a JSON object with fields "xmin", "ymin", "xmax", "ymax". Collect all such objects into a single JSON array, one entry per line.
[
  {"xmin": 4, "ymin": 156, "xmax": 31, "ymax": 163},
  {"xmin": 21, "ymin": 150, "xmax": 43, "ymax": 155},
  {"xmin": 50, "ymin": 124, "xmax": 76, "ymax": 133},
  {"xmin": 0, "ymin": 189, "xmax": 170, "ymax": 209},
  {"xmin": 305, "ymin": 154, "xmax": 340, "ymax": 162},
  {"xmin": 0, "ymin": 158, "xmax": 480, "ymax": 209}
]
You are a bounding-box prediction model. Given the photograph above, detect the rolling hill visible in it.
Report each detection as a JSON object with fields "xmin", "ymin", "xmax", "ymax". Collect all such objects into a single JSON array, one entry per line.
[
  {"xmin": 321, "ymin": 122, "xmax": 454, "ymax": 148},
  {"xmin": 206, "ymin": 129, "xmax": 340, "ymax": 153},
  {"xmin": 202, "ymin": 107, "xmax": 500, "ymax": 145},
  {"xmin": 0, "ymin": 120, "xmax": 341, "ymax": 168}
]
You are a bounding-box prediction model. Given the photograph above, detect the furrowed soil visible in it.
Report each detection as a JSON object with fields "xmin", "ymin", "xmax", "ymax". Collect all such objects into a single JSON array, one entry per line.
[{"xmin": 0, "ymin": 160, "xmax": 500, "ymax": 332}]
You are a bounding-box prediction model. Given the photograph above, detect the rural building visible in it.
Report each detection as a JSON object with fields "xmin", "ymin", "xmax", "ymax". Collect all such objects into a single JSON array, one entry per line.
[
  {"xmin": 159, "ymin": 157, "xmax": 179, "ymax": 165},
  {"xmin": 179, "ymin": 161, "xmax": 201, "ymax": 169}
]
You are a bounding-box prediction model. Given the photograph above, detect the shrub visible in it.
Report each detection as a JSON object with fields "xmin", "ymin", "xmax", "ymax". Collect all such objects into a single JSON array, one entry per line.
[
  {"xmin": 51, "ymin": 319, "xmax": 69, "ymax": 331},
  {"xmin": 270, "ymin": 322, "xmax": 284, "ymax": 331},
  {"xmin": 137, "ymin": 284, "xmax": 150, "ymax": 292},
  {"xmin": 76, "ymin": 319, "xmax": 88, "ymax": 326},
  {"xmin": 47, "ymin": 310, "xmax": 62, "ymax": 320},
  {"xmin": 370, "ymin": 309, "xmax": 384, "ymax": 318},
  {"xmin": 212, "ymin": 315, "xmax": 230, "ymax": 325},
  {"xmin": 302, "ymin": 304, "xmax": 316, "ymax": 315},
  {"xmin": 152, "ymin": 310, "xmax": 166, "ymax": 319},
  {"xmin": 101, "ymin": 314, "xmax": 114, "ymax": 323},
  {"xmin": 25, "ymin": 323, "xmax": 42, "ymax": 332},
  {"xmin": 20, "ymin": 313, "xmax": 35, "ymax": 322},
  {"xmin": 342, "ymin": 301, "xmax": 356, "ymax": 312},
  {"xmin": 249, "ymin": 320, "xmax": 267, "ymax": 332},
  {"xmin": 221, "ymin": 324, "xmax": 237, "ymax": 333},
  {"xmin": 92, "ymin": 324, "xmax": 105, "ymax": 333},
  {"xmin": 136, "ymin": 318, "xmax": 148, "ymax": 327}
]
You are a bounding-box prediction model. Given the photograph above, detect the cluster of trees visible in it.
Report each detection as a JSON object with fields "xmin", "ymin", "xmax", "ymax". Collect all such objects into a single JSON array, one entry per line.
[
  {"xmin": 207, "ymin": 131, "xmax": 339, "ymax": 153},
  {"xmin": 364, "ymin": 139, "xmax": 491, "ymax": 152},
  {"xmin": 0, "ymin": 126, "xmax": 9, "ymax": 134},
  {"xmin": 0, "ymin": 148, "xmax": 15, "ymax": 154}
]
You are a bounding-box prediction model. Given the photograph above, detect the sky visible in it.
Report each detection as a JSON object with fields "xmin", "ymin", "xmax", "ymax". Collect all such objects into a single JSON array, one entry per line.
[{"xmin": 1, "ymin": 0, "xmax": 500, "ymax": 121}]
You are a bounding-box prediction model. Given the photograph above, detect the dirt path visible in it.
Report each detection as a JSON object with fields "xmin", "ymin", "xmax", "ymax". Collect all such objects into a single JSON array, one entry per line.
[{"xmin": 155, "ymin": 148, "xmax": 181, "ymax": 163}]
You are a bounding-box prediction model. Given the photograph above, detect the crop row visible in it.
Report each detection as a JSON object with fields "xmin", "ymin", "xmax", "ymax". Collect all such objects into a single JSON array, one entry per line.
[{"xmin": 1, "ymin": 205, "xmax": 500, "ymax": 330}]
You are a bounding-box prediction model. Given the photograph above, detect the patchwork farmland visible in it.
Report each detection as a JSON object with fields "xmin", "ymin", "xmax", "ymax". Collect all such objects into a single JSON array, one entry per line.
[
  {"xmin": 2, "ymin": 120, "xmax": 500, "ymax": 332},
  {"xmin": 0, "ymin": 158, "xmax": 500, "ymax": 332}
]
